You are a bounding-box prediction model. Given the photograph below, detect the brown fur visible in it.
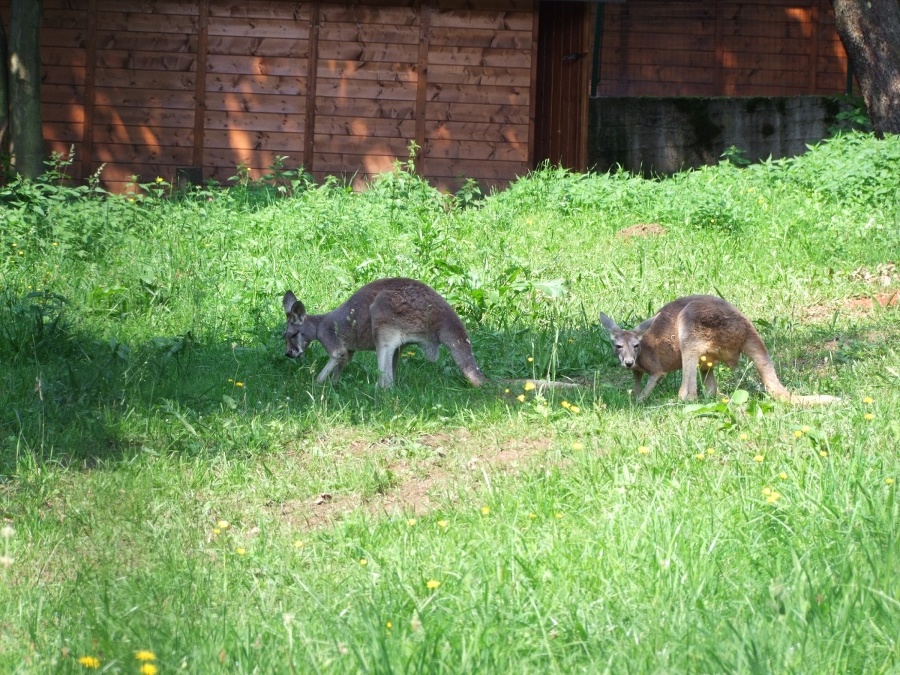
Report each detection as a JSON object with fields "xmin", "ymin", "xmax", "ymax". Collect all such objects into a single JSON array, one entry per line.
[
  {"xmin": 600, "ymin": 295, "xmax": 839, "ymax": 406},
  {"xmin": 283, "ymin": 278, "xmax": 488, "ymax": 388}
]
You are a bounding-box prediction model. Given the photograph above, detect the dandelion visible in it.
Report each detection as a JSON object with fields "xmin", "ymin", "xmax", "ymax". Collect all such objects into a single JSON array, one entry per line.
[
  {"xmin": 135, "ymin": 651, "xmax": 157, "ymax": 662},
  {"xmin": 236, "ymin": 547, "xmax": 247, "ymax": 555},
  {"xmin": 561, "ymin": 400, "xmax": 571, "ymax": 409},
  {"xmin": 140, "ymin": 664, "xmax": 159, "ymax": 675},
  {"xmin": 555, "ymin": 512, "xmax": 563, "ymax": 519},
  {"xmin": 437, "ymin": 520, "xmax": 449, "ymax": 529},
  {"xmin": 528, "ymin": 513, "xmax": 537, "ymax": 519},
  {"xmin": 481, "ymin": 506, "xmax": 490, "ymax": 515},
  {"xmin": 359, "ymin": 558, "xmax": 367, "ymax": 565},
  {"xmin": 527, "ymin": 357, "xmax": 534, "ymax": 363},
  {"xmin": 819, "ymin": 450, "xmax": 828, "ymax": 458},
  {"xmin": 386, "ymin": 621, "xmax": 393, "ymax": 629},
  {"xmin": 863, "ymin": 396, "xmax": 874, "ymax": 404},
  {"xmin": 426, "ymin": 579, "xmax": 441, "ymax": 590},
  {"xmin": 695, "ymin": 453, "xmax": 706, "ymax": 460},
  {"xmin": 700, "ymin": 355, "xmax": 707, "ymax": 362},
  {"xmin": 77, "ymin": 656, "xmax": 101, "ymax": 669},
  {"xmin": 407, "ymin": 518, "xmax": 416, "ymax": 526},
  {"xmin": 637, "ymin": 446, "xmax": 650, "ymax": 455},
  {"xmin": 212, "ymin": 528, "xmax": 221, "ymax": 536},
  {"xmin": 887, "ymin": 478, "xmax": 894, "ymax": 485},
  {"xmin": 802, "ymin": 425, "xmax": 811, "ymax": 433},
  {"xmin": 516, "ymin": 394, "xmax": 526, "ymax": 403},
  {"xmin": 721, "ymin": 397, "xmax": 729, "ymax": 404},
  {"xmin": 864, "ymin": 413, "xmax": 875, "ymax": 421},
  {"xmin": 779, "ymin": 472, "xmax": 788, "ymax": 480},
  {"xmin": 524, "ymin": 381, "xmax": 536, "ymax": 392},
  {"xmin": 571, "ymin": 442, "xmax": 584, "ymax": 451},
  {"xmin": 504, "ymin": 388, "xmax": 510, "ymax": 394},
  {"xmin": 293, "ymin": 540, "xmax": 305, "ymax": 548},
  {"xmin": 793, "ymin": 430, "xmax": 803, "ymax": 438},
  {"xmin": 753, "ymin": 454, "xmax": 765, "ymax": 463},
  {"xmin": 739, "ymin": 433, "xmax": 748, "ymax": 441},
  {"xmin": 217, "ymin": 520, "xmax": 230, "ymax": 530},
  {"xmin": 762, "ymin": 487, "xmax": 772, "ymax": 496},
  {"xmin": 155, "ymin": 176, "xmax": 164, "ymax": 184},
  {"xmin": 766, "ymin": 491, "xmax": 781, "ymax": 504},
  {"xmin": 235, "ymin": 381, "xmax": 245, "ymax": 388},
  {"xmin": 706, "ymin": 448, "xmax": 715, "ymax": 455},
  {"xmin": 570, "ymin": 405, "xmax": 581, "ymax": 414}
]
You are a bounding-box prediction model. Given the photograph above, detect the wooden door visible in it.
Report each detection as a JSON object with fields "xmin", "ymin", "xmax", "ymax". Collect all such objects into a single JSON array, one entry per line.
[{"xmin": 534, "ymin": 1, "xmax": 593, "ymax": 171}]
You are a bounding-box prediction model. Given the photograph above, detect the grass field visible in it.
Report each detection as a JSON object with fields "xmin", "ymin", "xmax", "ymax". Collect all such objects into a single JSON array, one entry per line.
[{"xmin": 1, "ymin": 133, "xmax": 899, "ymax": 673}]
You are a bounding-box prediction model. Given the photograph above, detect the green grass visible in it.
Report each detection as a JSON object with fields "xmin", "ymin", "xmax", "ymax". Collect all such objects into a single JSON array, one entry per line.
[{"xmin": 1, "ymin": 133, "xmax": 899, "ymax": 673}]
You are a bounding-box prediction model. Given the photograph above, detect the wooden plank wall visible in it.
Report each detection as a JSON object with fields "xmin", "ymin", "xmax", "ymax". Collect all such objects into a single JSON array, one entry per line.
[
  {"xmin": 24, "ymin": 0, "xmax": 535, "ymax": 193},
  {"xmin": 599, "ymin": 0, "xmax": 848, "ymax": 97}
]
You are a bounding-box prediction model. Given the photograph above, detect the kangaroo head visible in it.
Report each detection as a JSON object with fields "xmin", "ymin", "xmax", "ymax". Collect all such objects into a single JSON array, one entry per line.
[
  {"xmin": 282, "ymin": 291, "xmax": 316, "ymax": 359},
  {"xmin": 599, "ymin": 312, "xmax": 646, "ymax": 370}
]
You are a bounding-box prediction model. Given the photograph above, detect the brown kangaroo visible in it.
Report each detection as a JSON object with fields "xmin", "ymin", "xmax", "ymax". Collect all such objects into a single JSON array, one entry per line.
[
  {"xmin": 282, "ymin": 278, "xmax": 488, "ymax": 388},
  {"xmin": 599, "ymin": 295, "xmax": 839, "ymax": 405}
]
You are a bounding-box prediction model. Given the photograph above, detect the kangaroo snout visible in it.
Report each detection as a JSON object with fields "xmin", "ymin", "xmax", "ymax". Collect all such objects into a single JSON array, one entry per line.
[{"xmin": 622, "ymin": 357, "xmax": 636, "ymax": 368}]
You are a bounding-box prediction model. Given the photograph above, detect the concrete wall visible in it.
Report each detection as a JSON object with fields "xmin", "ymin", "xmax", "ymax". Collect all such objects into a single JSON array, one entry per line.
[{"xmin": 588, "ymin": 96, "xmax": 863, "ymax": 175}]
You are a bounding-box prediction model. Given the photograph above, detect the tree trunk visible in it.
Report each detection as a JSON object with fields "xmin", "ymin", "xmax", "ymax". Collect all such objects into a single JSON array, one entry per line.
[
  {"xmin": 0, "ymin": 19, "xmax": 10, "ymax": 168},
  {"xmin": 9, "ymin": 0, "xmax": 43, "ymax": 179},
  {"xmin": 831, "ymin": 0, "xmax": 900, "ymax": 135}
]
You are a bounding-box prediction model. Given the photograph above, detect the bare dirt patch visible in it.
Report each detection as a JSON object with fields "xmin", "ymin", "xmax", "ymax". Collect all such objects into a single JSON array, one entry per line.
[
  {"xmin": 273, "ymin": 434, "xmax": 554, "ymax": 532},
  {"xmin": 805, "ymin": 291, "xmax": 899, "ymax": 322},
  {"xmin": 616, "ymin": 223, "xmax": 667, "ymax": 239}
]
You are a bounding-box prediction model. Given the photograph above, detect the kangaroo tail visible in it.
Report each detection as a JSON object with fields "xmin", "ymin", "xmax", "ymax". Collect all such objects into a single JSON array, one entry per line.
[{"xmin": 744, "ymin": 333, "xmax": 840, "ymax": 406}]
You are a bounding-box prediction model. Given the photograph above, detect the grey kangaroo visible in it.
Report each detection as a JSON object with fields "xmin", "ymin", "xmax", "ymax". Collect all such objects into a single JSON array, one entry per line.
[
  {"xmin": 600, "ymin": 295, "xmax": 839, "ymax": 405},
  {"xmin": 282, "ymin": 278, "xmax": 489, "ymax": 388}
]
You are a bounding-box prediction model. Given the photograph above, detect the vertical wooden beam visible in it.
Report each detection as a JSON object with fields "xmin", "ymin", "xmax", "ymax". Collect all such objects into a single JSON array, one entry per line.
[
  {"xmin": 808, "ymin": 2, "xmax": 820, "ymax": 93},
  {"xmin": 303, "ymin": 0, "xmax": 321, "ymax": 173},
  {"xmin": 713, "ymin": 0, "xmax": 725, "ymax": 95},
  {"xmin": 414, "ymin": 0, "xmax": 431, "ymax": 175},
  {"xmin": 192, "ymin": 0, "xmax": 209, "ymax": 170},
  {"xmin": 578, "ymin": 3, "xmax": 594, "ymax": 171},
  {"xmin": 80, "ymin": 0, "xmax": 97, "ymax": 182},
  {"xmin": 527, "ymin": 0, "xmax": 539, "ymax": 168}
]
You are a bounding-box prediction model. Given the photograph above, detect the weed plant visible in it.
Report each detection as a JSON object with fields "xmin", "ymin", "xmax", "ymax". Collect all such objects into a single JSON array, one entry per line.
[{"xmin": 0, "ymin": 134, "xmax": 898, "ymax": 673}]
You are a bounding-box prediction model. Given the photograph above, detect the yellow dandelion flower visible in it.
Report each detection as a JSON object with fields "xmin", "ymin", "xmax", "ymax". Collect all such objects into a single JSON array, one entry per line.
[
  {"xmin": 516, "ymin": 394, "xmax": 526, "ymax": 403},
  {"xmin": 386, "ymin": 621, "xmax": 393, "ymax": 629},
  {"xmin": 555, "ymin": 512, "xmax": 563, "ymax": 519},
  {"xmin": 481, "ymin": 506, "xmax": 490, "ymax": 515},
  {"xmin": 637, "ymin": 446, "xmax": 650, "ymax": 455},
  {"xmin": 236, "ymin": 547, "xmax": 246, "ymax": 555},
  {"xmin": 706, "ymin": 448, "xmax": 715, "ymax": 455},
  {"xmin": 753, "ymin": 454, "xmax": 765, "ymax": 462},
  {"xmin": 886, "ymin": 478, "xmax": 894, "ymax": 485},
  {"xmin": 864, "ymin": 413, "xmax": 875, "ymax": 421},
  {"xmin": 766, "ymin": 491, "xmax": 781, "ymax": 504},
  {"xmin": 793, "ymin": 430, "xmax": 803, "ymax": 438},
  {"xmin": 695, "ymin": 453, "xmax": 706, "ymax": 460},
  {"xmin": 212, "ymin": 528, "xmax": 221, "ymax": 536},
  {"xmin": 217, "ymin": 520, "xmax": 230, "ymax": 530},
  {"xmin": 762, "ymin": 487, "xmax": 772, "ymax": 496},
  {"xmin": 863, "ymin": 396, "xmax": 874, "ymax": 404},
  {"xmin": 155, "ymin": 176, "xmax": 164, "ymax": 183},
  {"xmin": 721, "ymin": 397, "xmax": 729, "ymax": 404},
  {"xmin": 504, "ymin": 388, "xmax": 510, "ymax": 394},
  {"xmin": 407, "ymin": 518, "xmax": 416, "ymax": 526},
  {"xmin": 359, "ymin": 558, "xmax": 367, "ymax": 565},
  {"xmin": 779, "ymin": 472, "xmax": 788, "ymax": 480},
  {"xmin": 294, "ymin": 540, "xmax": 305, "ymax": 548},
  {"xmin": 437, "ymin": 520, "xmax": 449, "ymax": 528},
  {"xmin": 561, "ymin": 400, "xmax": 571, "ymax": 409},
  {"xmin": 524, "ymin": 381, "xmax": 536, "ymax": 391},
  {"xmin": 527, "ymin": 357, "xmax": 534, "ymax": 363},
  {"xmin": 140, "ymin": 664, "xmax": 158, "ymax": 675},
  {"xmin": 571, "ymin": 442, "xmax": 584, "ymax": 451},
  {"xmin": 235, "ymin": 381, "xmax": 244, "ymax": 388},
  {"xmin": 819, "ymin": 450, "xmax": 828, "ymax": 457},
  {"xmin": 802, "ymin": 425, "xmax": 811, "ymax": 433},
  {"xmin": 700, "ymin": 355, "xmax": 707, "ymax": 362},
  {"xmin": 426, "ymin": 579, "xmax": 441, "ymax": 590},
  {"xmin": 570, "ymin": 405, "xmax": 581, "ymax": 414},
  {"xmin": 528, "ymin": 513, "xmax": 537, "ymax": 519},
  {"xmin": 739, "ymin": 433, "xmax": 748, "ymax": 441},
  {"xmin": 77, "ymin": 656, "xmax": 100, "ymax": 669}
]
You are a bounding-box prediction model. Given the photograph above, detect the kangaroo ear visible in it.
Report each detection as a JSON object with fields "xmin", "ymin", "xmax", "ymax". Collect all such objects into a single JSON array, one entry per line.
[
  {"xmin": 599, "ymin": 313, "xmax": 619, "ymax": 332},
  {"xmin": 634, "ymin": 314, "xmax": 657, "ymax": 334},
  {"xmin": 282, "ymin": 291, "xmax": 305, "ymax": 319}
]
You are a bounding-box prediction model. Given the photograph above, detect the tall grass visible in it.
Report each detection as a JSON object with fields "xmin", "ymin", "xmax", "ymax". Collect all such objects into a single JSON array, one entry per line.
[{"xmin": 1, "ymin": 133, "xmax": 898, "ymax": 673}]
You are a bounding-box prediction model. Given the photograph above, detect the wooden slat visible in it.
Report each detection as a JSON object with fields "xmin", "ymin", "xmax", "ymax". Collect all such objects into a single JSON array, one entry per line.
[
  {"xmin": 205, "ymin": 73, "xmax": 308, "ymax": 96},
  {"xmin": 205, "ymin": 110, "xmax": 306, "ymax": 134},
  {"xmin": 304, "ymin": 1, "xmax": 321, "ymax": 171},
  {"xmin": 193, "ymin": 0, "xmax": 209, "ymax": 167},
  {"xmin": 204, "ymin": 129, "xmax": 306, "ymax": 152}
]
